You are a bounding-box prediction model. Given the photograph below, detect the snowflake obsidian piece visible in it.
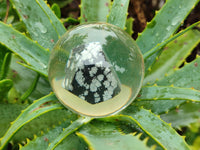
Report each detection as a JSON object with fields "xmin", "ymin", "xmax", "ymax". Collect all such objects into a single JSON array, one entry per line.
[{"xmin": 64, "ymin": 42, "xmax": 121, "ymax": 104}]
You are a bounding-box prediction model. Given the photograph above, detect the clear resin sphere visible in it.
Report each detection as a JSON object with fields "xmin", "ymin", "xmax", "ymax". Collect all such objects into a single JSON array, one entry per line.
[{"xmin": 48, "ymin": 23, "xmax": 144, "ymax": 117}]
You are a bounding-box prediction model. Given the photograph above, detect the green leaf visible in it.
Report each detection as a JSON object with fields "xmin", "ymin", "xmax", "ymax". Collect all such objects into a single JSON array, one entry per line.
[
  {"xmin": 192, "ymin": 136, "xmax": 200, "ymax": 150},
  {"xmin": 0, "ymin": 52, "xmax": 11, "ymax": 80},
  {"xmin": 0, "ymin": 93, "xmax": 63, "ymax": 149},
  {"xmin": 36, "ymin": 0, "xmax": 66, "ymax": 35},
  {"xmin": 161, "ymin": 102, "xmax": 200, "ymax": 129},
  {"xmin": 12, "ymin": 21, "xmax": 27, "ymax": 32},
  {"xmin": 101, "ymin": 108, "xmax": 190, "ymax": 149},
  {"xmin": 20, "ymin": 74, "xmax": 40, "ymax": 102},
  {"xmin": 143, "ymin": 22, "xmax": 200, "ymax": 61},
  {"xmin": 20, "ymin": 123, "xmax": 86, "ymax": 150},
  {"xmin": 144, "ymin": 27, "xmax": 200, "ymax": 84},
  {"xmin": 47, "ymin": 117, "xmax": 93, "ymax": 150},
  {"xmin": 14, "ymin": 109, "xmax": 76, "ymax": 144},
  {"xmin": 10, "ymin": 0, "xmax": 66, "ymax": 49},
  {"xmin": 47, "ymin": 0, "xmax": 73, "ymax": 8},
  {"xmin": 51, "ymin": 3, "xmax": 61, "ymax": 19},
  {"xmin": 107, "ymin": 0, "xmax": 129, "ymax": 29},
  {"xmin": 77, "ymin": 121, "xmax": 150, "ymax": 150},
  {"xmin": 7, "ymin": 55, "xmax": 51, "ymax": 101},
  {"xmin": 136, "ymin": 0, "xmax": 199, "ymax": 71},
  {"xmin": 80, "ymin": 0, "xmax": 111, "ymax": 23},
  {"xmin": 0, "ymin": 79, "xmax": 13, "ymax": 100},
  {"xmin": 0, "ymin": 103, "xmax": 76, "ymax": 144},
  {"xmin": 0, "ymin": 22, "xmax": 49, "ymax": 76},
  {"xmin": 125, "ymin": 17, "xmax": 134, "ymax": 35},
  {"xmin": 123, "ymin": 108, "xmax": 190, "ymax": 149},
  {"xmin": 0, "ymin": 44, "xmax": 9, "ymax": 73},
  {"xmin": 0, "ymin": 103, "xmax": 26, "ymax": 138},
  {"xmin": 156, "ymin": 56, "xmax": 200, "ymax": 90},
  {"xmin": 138, "ymin": 85, "xmax": 200, "ymax": 102},
  {"xmin": 0, "ymin": 0, "xmax": 7, "ymax": 20},
  {"xmin": 134, "ymin": 85, "xmax": 200, "ymax": 115},
  {"xmin": 62, "ymin": 17, "xmax": 79, "ymax": 24},
  {"xmin": 133, "ymin": 100, "xmax": 185, "ymax": 115}
]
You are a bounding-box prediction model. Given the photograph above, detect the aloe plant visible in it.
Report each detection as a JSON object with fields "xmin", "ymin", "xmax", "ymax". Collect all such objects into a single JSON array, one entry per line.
[{"xmin": 0, "ymin": 0, "xmax": 200, "ymax": 149}]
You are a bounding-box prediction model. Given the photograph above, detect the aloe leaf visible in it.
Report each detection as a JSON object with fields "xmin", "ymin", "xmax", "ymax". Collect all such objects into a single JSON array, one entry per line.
[
  {"xmin": 143, "ymin": 22, "xmax": 200, "ymax": 60},
  {"xmin": 0, "ymin": 79, "xmax": 13, "ymax": 100},
  {"xmin": 47, "ymin": 117, "xmax": 93, "ymax": 150},
  {"xmin": 0, "ymin": 104, "xmax": 26, "ymax": 138},
  {"xmin": 20, "ymin": 123, "xmax": 86, "ymax": 150},
  {"xmin": 161, "ymin": 102, "xmax": 200, "ymax": 129},
  {"xmin": 192, "ymin": 136, "xmax": 200, "ymax": 149},
  {"xmin": 156, "ymin": 56, "xmax": 200, "ymax": 90},
  {"xmin": 7, "ymin": 55, "xmax": 51, "ymax": 101},
  {"xmin": 0, "ymin": 93, "xmax": 63, "ymax": 149},
  {"xmin": 144, "ymin": 27, "xmax": 200, "ymax": 84},
  {"xmin": 51, "ymin": 3, "xmax": 61, "ymax": 18},
  {"xmin": 101, "ymin": 109, "xmax": 190, "ymax": 150},
  {"xmin": 136, "ymin": 0, "xmax": 200, "ymax": 71},
  {"xmin": 138, "ymin": 86, "xmax": 200, "ymax": 102},
  {"xmin": 107, "ymin": 0, "xmax": 129, "ymax": 29},
  {"xmin": 0, "ymin": 45, "xmax": 9, "ymax": 73},
  {"xmin": 124, "ymin": 109, "xmax": 190, "ymax": 150},
  {"xmin": 0, "ymin": 52, "xmax": 11, "ymax": 80},
  {"xmin": 133, "ymin": 85, "xmax": 200, "ymax": 115},
  {"xmin": 12, "ymin": 21, "xmax": 26, "ymax": 32},
  {"xmin": 133, "ymin": 100, "xmax": 185, "ymax": 115},
  {"xmin": 80, "ymin": 0, "xmax": 111, "ymax": 23},
  {"xmin": 0, "ymin": 22, "xmax": 49, "ymax": 76},
  {"xmin": 14, "ymin": 109, "xmax": 76, "ymax": 144},
  {"xmin": 77, "ymin": 122, "xmax": 150, "ymax": 150},
  {"xmin": 0, "ymin": 103, "xmax": 76, "ymax": 144},
  {"xmin": 35, "ymin": 0, "xmax": 66, "ymax": 36},
  {"xmin": 10, "ymin": 0, "xmax": 66, "ymax": 49},
  {"xmin": 0, "ymin": 0, "xmax": 7, "ymax": 20},
  {"xmin": 125, "ymin": 17, "xmax": 134, "ymax": 35},
  {"xmin": 62, "ymin": 17, "xmax": 79, "ymax": 24},
  {"xmin": 142, "ymin": 21, "xmax": 200, "ymax": 73},
  {"xmin": 48, "ymin": 0, "xmax": 73, "ymax": 8},
  {"xmin": 20, "ymin": 74, "xmax": 40, "ymax": 102},
  {"xmin": 138, "ymin": 54, "xmax": 200, "ymax": 116},
  {"xmin": 21, "ymin": 134, "xmax": 85, "ymax": 150}
]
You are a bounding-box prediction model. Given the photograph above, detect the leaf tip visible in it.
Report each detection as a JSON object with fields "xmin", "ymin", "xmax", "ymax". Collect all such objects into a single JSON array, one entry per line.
[
  {"xmin": 153, "ymin": 83, "xmax": 158, "ymax": 86},
  {"xmin": 148, "ymin": 67, "xmax": 152, "ymax": 71},
  {"xmin": 151, "ymin": 145, "xmax": 157, "ymax": 150},
  {"xmin": 143, "ymin": 136, "xmax": 149, "ymax": 144},
  {"xmin": 26, "ymin": 138, "xmax": 30, "ymax": 144},
  {"xmin": 165, "ymin": 110, "xmax": 169, "ymax": 114},
  {"xmin": 137, "ymin": 132, "xmax": 143, "ymax": 138},
  {"xmin": 18, "ymin": 143, "xmax": 23, "ymax": 149},
  {"xmin": 33, "ymin": 134, "xmax": 37, "ymax": 140},
  {"xmin": 182, "ymin": 136, "xmax": 186, "ymax": 140},
  {"xmin": 132, "ymin": 132, "xmax": 137, "ymax": 136}
]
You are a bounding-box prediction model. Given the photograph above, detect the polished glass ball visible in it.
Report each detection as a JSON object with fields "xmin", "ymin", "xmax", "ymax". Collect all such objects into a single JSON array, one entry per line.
[{"xmin": 48, "ymin": 23, "xmax": 144, "ymax": 117}]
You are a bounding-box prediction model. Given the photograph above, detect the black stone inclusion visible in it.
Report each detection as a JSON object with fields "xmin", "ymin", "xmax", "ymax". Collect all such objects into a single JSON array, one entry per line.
[{"xmin": 69, "ymin": 65, "xmax": 121, "ymax": 104}]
